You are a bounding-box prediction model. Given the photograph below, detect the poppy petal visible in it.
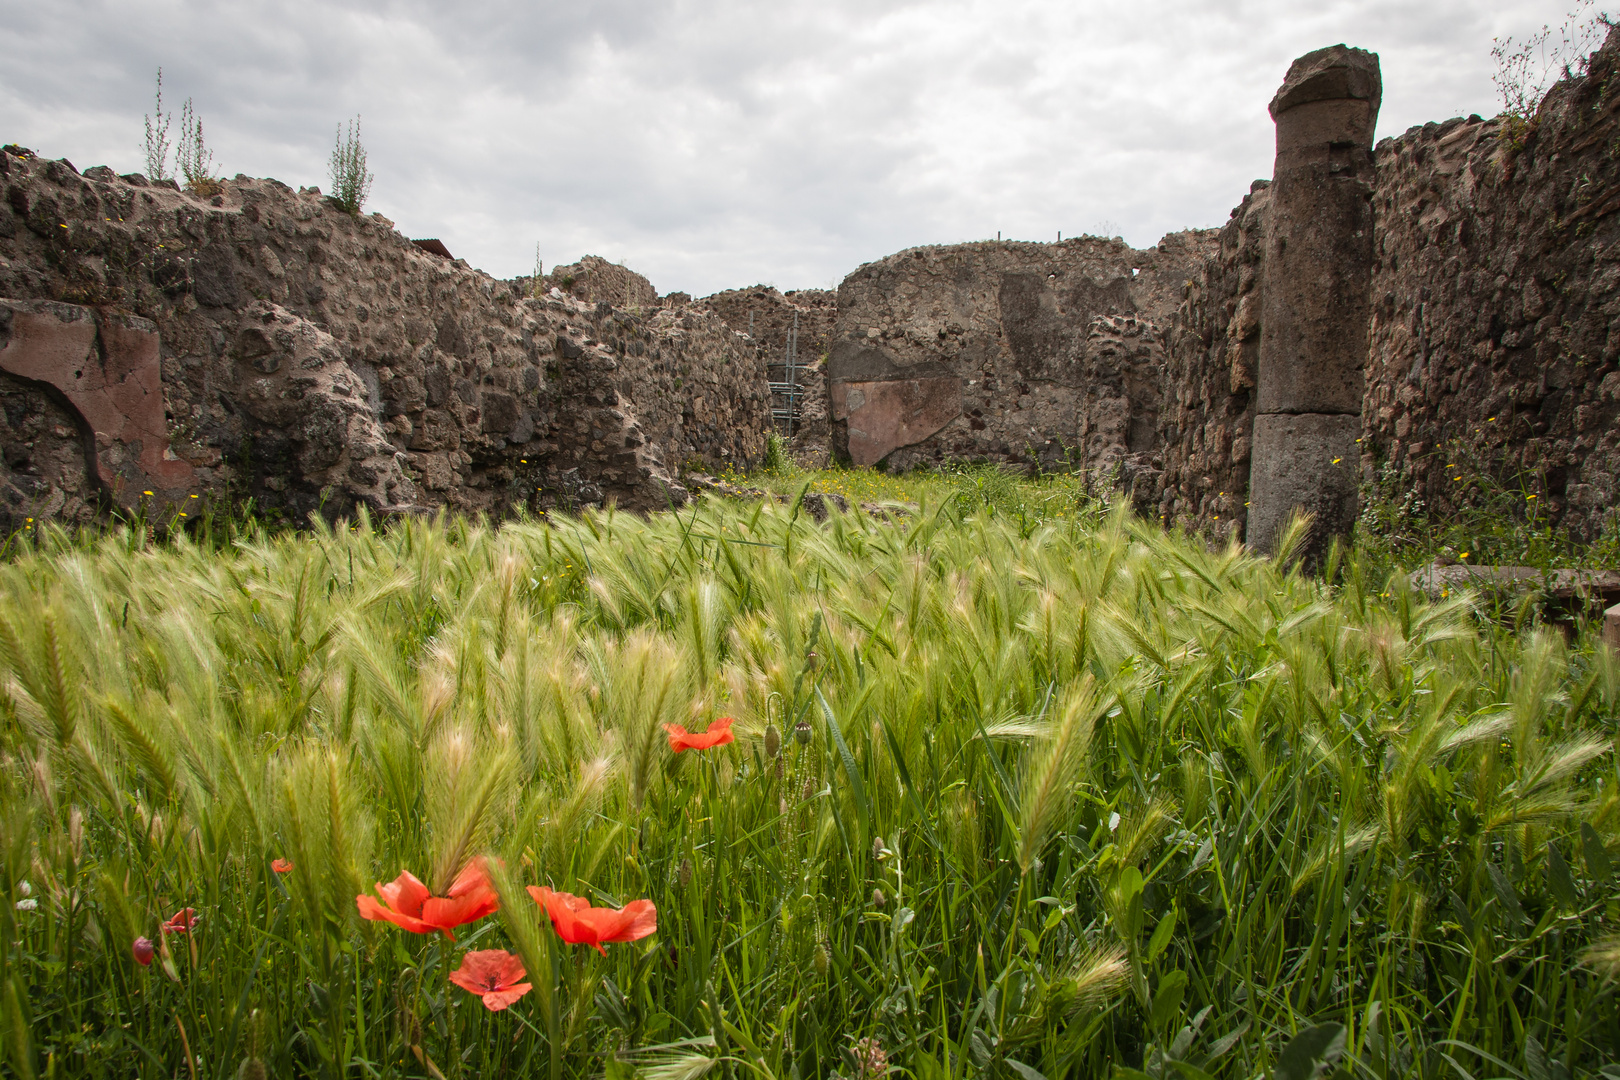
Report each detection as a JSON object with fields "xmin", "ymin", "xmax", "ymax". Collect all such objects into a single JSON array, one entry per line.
[
  {"xmin": 422, "ymin": 888, "xmax": 499, "ymax": 933},
  {"xmin": 375, "ymin": 871, "xmax": 431, "ymax": 918},
  {"xmin": 610, "ymin": 899, "xmax": 658, "ymax": 943},
  {"xmin": 446, "ymin": 857, "xmax": 493, "ymax": 898},
  {"xmin": 480, "ymin": 983, "xmax": 533, "ymax": 1011},
  {"xmin": 356, "ymin": 894, "xmax": 439, "ymax": 934}
]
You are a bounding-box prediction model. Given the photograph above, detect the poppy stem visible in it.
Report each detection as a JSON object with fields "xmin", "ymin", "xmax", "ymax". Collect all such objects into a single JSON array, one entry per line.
[{"xmin": 442, "ymin": 937, "xmax": 463, "ymax": 1079}]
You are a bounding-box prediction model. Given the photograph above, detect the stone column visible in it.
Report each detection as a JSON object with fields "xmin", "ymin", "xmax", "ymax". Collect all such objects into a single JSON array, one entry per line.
[{"xmin": 1247, "ymin": 45, "xmax": 1381, "ymax": 558}]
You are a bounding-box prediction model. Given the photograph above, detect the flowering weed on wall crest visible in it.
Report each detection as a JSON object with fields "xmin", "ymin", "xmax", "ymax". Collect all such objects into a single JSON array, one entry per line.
[{"xmin": 0, "ymin": 498, "xmax": 1615, "ymax": 1078}]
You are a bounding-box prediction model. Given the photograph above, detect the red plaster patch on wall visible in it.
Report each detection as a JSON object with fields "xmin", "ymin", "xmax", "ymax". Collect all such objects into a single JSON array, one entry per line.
[
  {"xmin": 830, "ymin": 376, "xmax": 961, "ymax": 467},
  {"xmin": 0, "ymin": 300, "xmax": 194, "ymax": 505}
]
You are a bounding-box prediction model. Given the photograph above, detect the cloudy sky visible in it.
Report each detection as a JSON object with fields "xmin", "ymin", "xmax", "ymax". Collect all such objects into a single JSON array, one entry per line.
[{"xmin": 0, "ymin": 0, "xmax": 1604, "ymax": 295}]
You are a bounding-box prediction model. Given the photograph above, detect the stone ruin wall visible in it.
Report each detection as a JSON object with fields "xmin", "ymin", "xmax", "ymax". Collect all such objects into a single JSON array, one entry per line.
[
  {"xmin": 0, "ymin": 150, "xmax": 769, "ymax": 531},
  {"xmin": 823, "ymin": 236, "xmax": 1216, "ymax": 491},
  {"xmin": 694, "ymin": 286, "xmax": 837, "ymax": 466},
  {"xmin": 11, "ymin": 28, "xmax": 1620, "ymax": 544},
  {"xmin": 1158, "ymin": 27, "xmax": 1620, "ymax": 543},
  {"xmin": 1154, "ymin": 183, "xmax": 1270, "ymax": 541},
  {"xmin": 1363, "ymin": 33, "xmax": 1620, "ymax": 542}
]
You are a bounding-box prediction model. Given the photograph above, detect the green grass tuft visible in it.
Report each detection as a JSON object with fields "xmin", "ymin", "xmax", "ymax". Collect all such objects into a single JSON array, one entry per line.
[{"xmin": 0, "ymin": 495, "xmax": 1616, "ymax": 1077}]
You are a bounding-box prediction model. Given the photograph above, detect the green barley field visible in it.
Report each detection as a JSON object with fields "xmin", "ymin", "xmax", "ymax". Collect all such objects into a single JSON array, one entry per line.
[{"xmin": 0, "ymin": 491, "xmax": 1616, "ymax": 1079}]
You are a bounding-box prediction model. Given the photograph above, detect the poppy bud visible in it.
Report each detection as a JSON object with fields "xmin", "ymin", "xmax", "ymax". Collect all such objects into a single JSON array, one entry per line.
[
  {"xmin": 678, "ymin": 858, "xmax": 693, "ymax": 888},
  {"xmin": 871, "ymin": 836, "xmax": 885, "ymax": 861},
  {"xmin": 805, "ymin": 650, "xmax": 819, "ymax": 671},
  {"xmin": 813, "ymin": 943, "xmax": 829, "ymax": 977},
  {"xmin": 794, "ymin": 719, "xmax": 812, "ymax": 746},
  {"xmin": 871, "ymin": 888, "xmax": 885, "ymax": 908},
  {"xmin": 239, "ymin": 1061, "xmax": 268, "ymax": 1080},
  {"xmin": 132, "ymin": 936, "xmax": 155, "ymax": 966},
  {"xmin": 764, "ymin": 723, "xmax": 781, "ymax": 758}
]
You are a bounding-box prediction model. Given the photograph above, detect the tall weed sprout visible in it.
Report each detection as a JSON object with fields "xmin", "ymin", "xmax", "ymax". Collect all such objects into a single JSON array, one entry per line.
[
  {"xmin": 175, "ymin": 97, "xmax": 217, "ymax": 192},
  {"xmin": 142, "ymin": 68, "xmax": 170, "ymax": 180},
  {"xmin": 1493, "ymin": 0, "xmax": 1612, "ymax": 128},
  {"xmin": 329, "ymin": 115, "xmax": 373, "ymax": 214}
]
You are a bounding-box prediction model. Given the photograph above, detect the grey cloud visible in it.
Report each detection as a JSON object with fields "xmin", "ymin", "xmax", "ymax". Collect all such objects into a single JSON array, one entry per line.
[{"xmin": 0, "ymin": 0, "xmax": 1588, "ymax": 294}]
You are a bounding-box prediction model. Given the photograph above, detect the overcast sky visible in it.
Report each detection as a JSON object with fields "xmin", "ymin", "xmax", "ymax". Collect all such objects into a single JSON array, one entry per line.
[{"xmin": 0, "ymin": 0, "xmax": 1604, "ymax": 296}]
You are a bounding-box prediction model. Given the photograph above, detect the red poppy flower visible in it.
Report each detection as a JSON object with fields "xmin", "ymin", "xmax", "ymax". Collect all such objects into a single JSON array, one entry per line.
[
  {"xmin": 355, "ymin": 858, "xmax": 498, "ymax": 941},
  {"xmin": 162, "ymin": 908, "xmax": 198, "ymax": 934},
  {"xmin": 528, "ymin": 886, "xmax": 656, "ymax": 955},
  {"xmin": 131, "ymin": 936, "xmax": 154, "ymax": 966},
  {"xmin": 663, "ymin": 717, "xmax": 735, "ymax": 752},
  {"xmin": 448, "ymin": 949, "xmax": 533, "ymax": 1011},
  {"xmin": 271, "ymin": 859, "xmax": 294, "ymax": 874}
]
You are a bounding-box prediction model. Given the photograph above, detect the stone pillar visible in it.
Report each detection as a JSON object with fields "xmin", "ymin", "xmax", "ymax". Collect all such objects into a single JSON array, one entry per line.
[{"xmin": 1247, "ymin": 45, "xmax": 1381, "ymax": 558}]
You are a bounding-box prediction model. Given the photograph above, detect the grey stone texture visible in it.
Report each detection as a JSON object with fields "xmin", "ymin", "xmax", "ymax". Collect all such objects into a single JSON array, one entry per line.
[
  {"xmin": 1259, "ymin": 46, "xmax": 1381, "ymax": 417},
  {"xmin": 1249, "ymin": 45, "xmax": 1380, "ymax": 557},
  {"xmin": 1247, "ymin": 412, "xmax": 1361, "ymax": 554},
  {"xmin": 542, "ymin": 255, "xmax": 660, "ymax": 310},
  {"xmin": 0, "ymin": 149, "xmax": 769, "ymax": 524},
  {"xmin": 825, "ymin": 234, "xmax": 1216, "ymax": 477},
  {"xmin": 10, "ymin": 27, "xmax": 1620, "ymax": 544}
]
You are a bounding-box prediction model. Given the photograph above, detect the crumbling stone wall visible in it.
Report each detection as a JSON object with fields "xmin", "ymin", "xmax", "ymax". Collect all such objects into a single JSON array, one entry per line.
[
  {"xmin": 826, "ymin": 235, "xmax": 1215, "ymax": 475},
  {"xmin": 0, "ymin": 148, "xmax": 768, "ymax": 528},
  {"xmin": 1157, "ymin": 32, "xmax": 1620, "ymax": 546},
  {"xmin": 697, "ymin": 286, "xmax": 836, "ymax": 465},
  {"xmin": 542, "ymin": 255, "xmax": 661, "ymax": 310},
  {"xmin": 1155, "ymin": 184, "xmax": 1270, "ymax": 540},
  {"xmin": 1362, "ymin": 27, "xmax": 1620, "ymax": 540}
]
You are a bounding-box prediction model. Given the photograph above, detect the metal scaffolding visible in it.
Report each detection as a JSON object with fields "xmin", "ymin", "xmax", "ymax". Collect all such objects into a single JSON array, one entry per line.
[{"xmin": 766, "ymin": 309, "xmax": 802, "ymax": 437}]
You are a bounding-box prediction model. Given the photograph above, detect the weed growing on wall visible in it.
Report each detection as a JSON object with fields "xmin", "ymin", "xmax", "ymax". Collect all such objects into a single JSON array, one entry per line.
[
  {"xmin": 329, "ymin": 115, "xmax": 373, "ymax": 215},
  {"xmin": 142, "ymin": 68, "xmax": 170, "ymax": 181},
  {"xmin": 1493, "ymin": 0, "xmax": 1613, "ymax": 141},
  {"xmin": 1357, "ymin": 444, "xmax": 1620, "ymax": 578},
  {"xmin": 175, "ymin": 97, "xmax": 219, "ymax": 195}
]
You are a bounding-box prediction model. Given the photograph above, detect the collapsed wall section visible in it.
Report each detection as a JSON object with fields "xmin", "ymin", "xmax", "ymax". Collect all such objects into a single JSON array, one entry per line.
[
  {"xmin": 0, "ymin": 149, "xmax": 768, "ymax": 529},
  {"xmin": 826, "ymin": 235, "xmax": 1214, "ymax": 478}
]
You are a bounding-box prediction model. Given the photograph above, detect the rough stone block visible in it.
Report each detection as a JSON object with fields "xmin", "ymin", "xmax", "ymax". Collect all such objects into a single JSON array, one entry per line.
[{"xmin": 1247, "ymin": 412, "xmax": 1359, "ymax": 556}]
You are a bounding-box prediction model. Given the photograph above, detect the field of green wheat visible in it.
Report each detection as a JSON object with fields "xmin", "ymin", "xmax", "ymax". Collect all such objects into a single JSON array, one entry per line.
[{"xmin": 0, "ymin": 494, "xmax": 1617, "ymax": 1079}]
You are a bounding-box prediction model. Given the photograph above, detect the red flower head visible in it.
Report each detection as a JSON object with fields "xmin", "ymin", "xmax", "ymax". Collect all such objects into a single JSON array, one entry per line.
[
  {"xmin": 271, "ymin": 859, "xmax": 294, "ymax": 874},
  {"xmin": 355, "ymin": 858, "xmax": 499, "ymax": 941},
  {"xmin": 528, "ymin": 886, "xmax": 657, "ymax": 955},
  {"xmin": 131, "ymin": 936, "xmax": 155, "ymax": 966},
  {"xmin": 663, "ymin": 717, "xmax": 735, "ymax": 752},
  {"xmin": 448, "ymin": 949, "xmax": 533, "ymax": 1011},
  {"xmin": 162, "ymin": 908, "xmax": 198, "ymax": 934}
]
